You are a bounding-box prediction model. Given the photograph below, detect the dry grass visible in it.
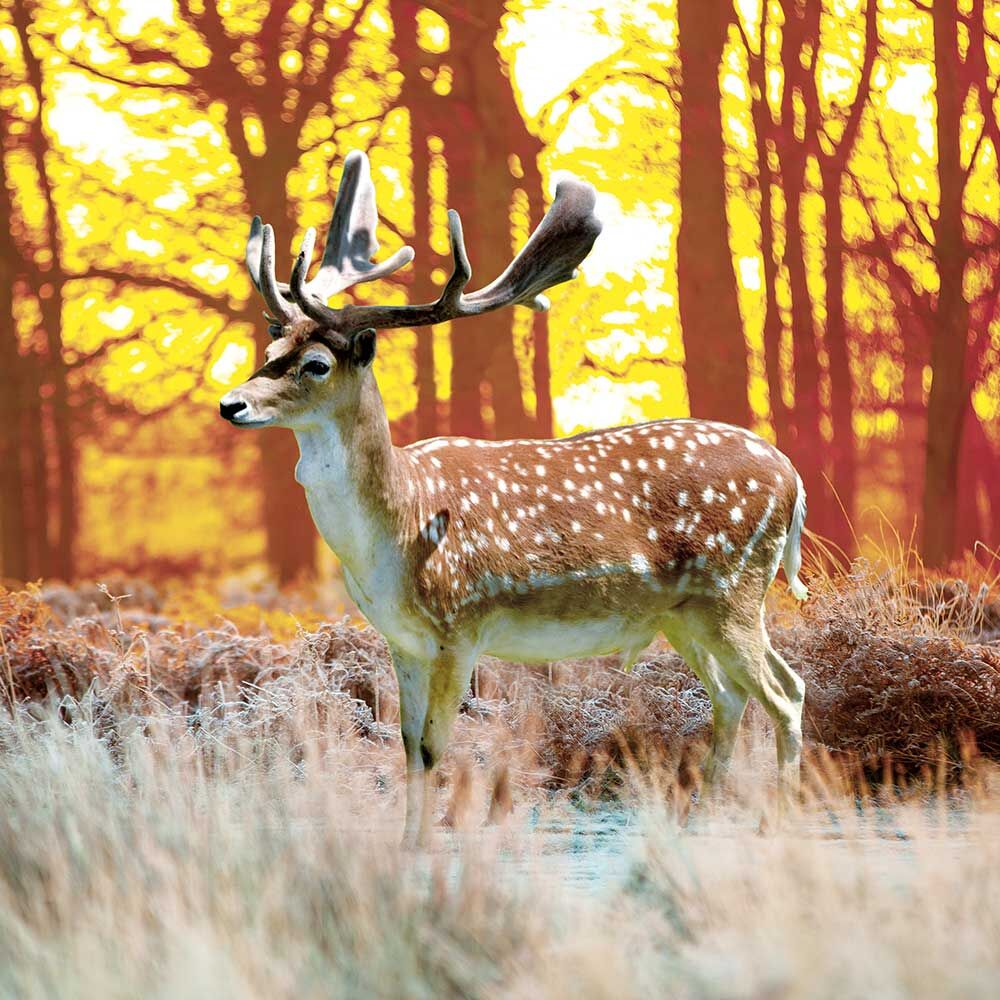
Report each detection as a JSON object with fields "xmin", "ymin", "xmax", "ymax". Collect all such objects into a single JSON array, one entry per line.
[{"xmin": 1, "ymin": 556, "xmax": 1000, "ymax": 996}]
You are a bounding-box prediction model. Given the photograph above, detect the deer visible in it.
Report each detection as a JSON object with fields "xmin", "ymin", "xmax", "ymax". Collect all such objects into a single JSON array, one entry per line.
[{"xmin": 220, "ymin": 150, "xmax": 809, "ymax": 844}]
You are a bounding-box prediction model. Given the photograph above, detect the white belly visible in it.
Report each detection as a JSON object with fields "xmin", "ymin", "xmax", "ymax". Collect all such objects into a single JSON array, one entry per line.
[{"xmin": 481, "ymin": 612, "xmax": 655, "ymax": 664}]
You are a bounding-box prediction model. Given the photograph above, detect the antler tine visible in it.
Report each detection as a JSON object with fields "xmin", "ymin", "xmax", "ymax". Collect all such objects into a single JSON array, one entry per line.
[
  {"xmin": 334, "ymin": 176, "xmax": 601, "ymax": 332},
  {"xmin": 243, "ymin": 152, "xmax": 600, "ymax": 340},
  {"xmin": 440, "ymin": 209, "xmax": 473, "ymax": 309},
  {"xmin": 307, "ymin": 150, "xmax": 415, "ymax": 300},
  {"xmin": 245, "ymin": 216, "xmax": 265, "ymax": 292},
  {"xmin": 462, "ymin": 179, "xmax": 601, "ymax": 313},
  {"xmin": 256, "ymin": 222, "xmax": 298, "ymax": 325}
]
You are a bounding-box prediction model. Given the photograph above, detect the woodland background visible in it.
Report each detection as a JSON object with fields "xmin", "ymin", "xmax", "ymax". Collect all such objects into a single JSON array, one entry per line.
[{"xmin": 0, "ymin": 0, "xmax": 998, "ymax": 585}]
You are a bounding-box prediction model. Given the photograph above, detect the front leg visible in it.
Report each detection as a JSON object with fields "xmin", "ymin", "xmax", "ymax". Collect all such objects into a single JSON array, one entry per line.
[
  {"xmin": 390, "ymin": 648, "xmax": 430, "ymax": 847},
  {"xmin": 391, "ymin": 644, "xmax": 477, "ymax": 846}
]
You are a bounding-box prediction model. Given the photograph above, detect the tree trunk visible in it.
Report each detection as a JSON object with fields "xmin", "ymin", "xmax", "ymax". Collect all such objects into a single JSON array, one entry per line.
[
  {"xmin": 395, "ymin": 0, "xmax": 439, "ymax": 440},
  {"xmin": 520, "ymin": 150, "xmax": 553, "ymax": 438},
  {"xmin": 899, "ymin": 307, "xmax": 929, "ymax": 523},
  {"xmin": 444, "ymin": 8, "xmax": 535, "ymax": 439},
  {"xmin": 955, "ymin": 405, "xmax": 994, "ymax": 556},
  {"xmin": 748, "ymin": 56, "xmax": 792, "ymax": 448},
  {"xmin": 14, "ymin": 0, "xmax": 76, "ymax": 579},
  {"xmin": 780, "ymin": 169, "xmax": 828, "ymax": 527},
  {"xmin": 0, "ymin": 150, "xmax": 30, "ymax": 581},
  {"xmin": 922, "ymin": 2, "xmax": 971, "ymax": 566},
  {"xmin": 820, "ymin": 160, "xmax": 857, "ymax": 552},
  {"xmin": 242, "ymin": 177, "xmax": 318, "ymax": 582},
  {"xmin": 676, "ymin": 0, "xmax": 751, "ymax": 427}
]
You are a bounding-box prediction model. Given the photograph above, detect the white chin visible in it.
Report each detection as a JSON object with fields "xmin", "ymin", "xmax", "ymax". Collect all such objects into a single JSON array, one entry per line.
[{"xmin": 231, "ymin": 415, "xmax": 275, "ymax": 428}]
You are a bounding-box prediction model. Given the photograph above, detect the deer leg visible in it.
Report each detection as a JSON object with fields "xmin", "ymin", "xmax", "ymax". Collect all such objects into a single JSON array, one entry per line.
[
  {"xmin": 414, "ymin": 648, "xmax": 476, "ymax": 845},
  {"xmin": 679, "ymin": 602, "xmax": 804, "ymax": 813},
  {"xmin": 762, "ymin": 639, "xmax": 805, "ymax": 808},
  {"xmin": 661, "ymin": 625, "xmax": 749, "ymax": 797},
  {"xmin": 390, "ymin": 649, "xmax": 430, "ymax": 848}
]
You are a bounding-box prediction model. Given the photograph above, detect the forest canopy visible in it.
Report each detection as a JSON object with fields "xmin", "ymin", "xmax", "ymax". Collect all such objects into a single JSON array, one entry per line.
[{"xmin": 0, "ymin": 0, "xmax": 997, "ymax": 582}]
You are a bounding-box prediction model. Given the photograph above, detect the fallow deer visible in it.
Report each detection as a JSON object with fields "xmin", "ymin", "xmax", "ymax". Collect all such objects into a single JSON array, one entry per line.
[{"xmin": 220, "ymin": 150, "xmax": 808, "ymax": 842}]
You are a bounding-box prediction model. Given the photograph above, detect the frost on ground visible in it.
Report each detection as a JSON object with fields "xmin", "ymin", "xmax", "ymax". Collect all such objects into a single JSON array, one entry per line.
[{"xmin": 1, "ymin": 561, "xmax": 1000, "ymax": 997}]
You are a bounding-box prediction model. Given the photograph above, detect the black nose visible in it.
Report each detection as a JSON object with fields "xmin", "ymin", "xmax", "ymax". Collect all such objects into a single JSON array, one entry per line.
[{"xmin": 220, "ymin": 398, "xmax": 247, "ymax": 421}]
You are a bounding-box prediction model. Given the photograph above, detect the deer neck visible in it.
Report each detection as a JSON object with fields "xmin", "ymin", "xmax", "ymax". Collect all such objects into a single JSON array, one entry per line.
[{"xmin": 292, "ymin": 376, "xmax": 404, "ymax": 589}]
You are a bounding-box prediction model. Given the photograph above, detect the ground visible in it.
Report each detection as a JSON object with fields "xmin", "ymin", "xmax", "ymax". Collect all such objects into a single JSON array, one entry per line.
[{"xmin": 1, "ymin": 555, "xmax": 1000, "ymax": 997}]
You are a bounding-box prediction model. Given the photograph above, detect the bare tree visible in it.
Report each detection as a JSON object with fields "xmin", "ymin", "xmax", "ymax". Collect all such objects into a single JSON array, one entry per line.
[
  {"xmin": 676, "ymin": 0, "xmax": 751, "ymax": 429},
  {"xmin": 56, "ymin": 0, "xmax": 381, "ymax": 580}
]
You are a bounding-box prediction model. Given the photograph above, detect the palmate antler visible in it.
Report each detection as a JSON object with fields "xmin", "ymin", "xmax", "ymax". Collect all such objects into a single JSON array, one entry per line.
[{"xmin": 246, "ymin": 150, "xmax": 602, "ymax": 344}]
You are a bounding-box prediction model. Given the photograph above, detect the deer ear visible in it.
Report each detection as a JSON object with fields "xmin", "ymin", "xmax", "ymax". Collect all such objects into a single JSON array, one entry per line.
[{"xmin": 351, "ymin": 328, "xmax": 377, "ymax": 368}]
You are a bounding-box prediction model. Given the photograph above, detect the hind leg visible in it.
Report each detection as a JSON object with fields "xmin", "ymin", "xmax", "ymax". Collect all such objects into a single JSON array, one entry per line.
[
  {"xmin": 673, "ymin": 601, "xmax": 804, "ymax": 810},
  {"xmin": 661, "ymin": 625, "xmax": 749, "ymax": 797}
]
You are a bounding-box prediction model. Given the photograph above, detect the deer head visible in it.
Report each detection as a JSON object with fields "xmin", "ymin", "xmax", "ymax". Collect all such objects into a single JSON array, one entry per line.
[{"xmin": 219, "ymin": 150, "xmax": 602, "ymax": 429}]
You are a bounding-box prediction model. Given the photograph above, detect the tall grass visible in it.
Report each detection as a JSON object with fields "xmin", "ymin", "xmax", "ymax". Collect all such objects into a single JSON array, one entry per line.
[
  {"xmin": 2, "ymin": 701, "xmax": 1000, "ymax": 998},
  {"xmin": 1, "ymin": 552, "xmax": 999, "ymax": 997}
]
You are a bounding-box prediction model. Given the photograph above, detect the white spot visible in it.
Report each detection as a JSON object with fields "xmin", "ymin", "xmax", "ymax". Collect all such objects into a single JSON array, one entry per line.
[
  {"xmin": 637, "ymin": 458, "xmax": 648, "ymax": 470},
  {"xmin": 647, "ymin": 527, "xmax": 658, "ymax": 542},
  {"xmin": 747, "ymin": 478, "xmax": 759, "ymax": 492},
  {"xmin": 677, "ymin": 491, "xmax": 688, "ymax": 507},
  {"xmin": 662, "ymin": 437, "xmax": 675, "ymax": 450},
  {"xmin": 702, "ymin": 487, "xmax": 715, "ymax": 504},
  {"xmin": 596, "ymin": 501, "xmax": 607, "ymax": 515},
  {"xmin": 656, "ymin": 458, "xmax": 667, "ymax": 471},
  {"xmin": 630, "ymin": 553, "xmax": 651, "ymax": 574},
  {"xmin": 745, "ymin": 439, "xmax": 769, "ymax": 457},
  {"xmin": 571, "ymin": 521, "xmax": 582, "ymax": 533},
  {"xmin": 621, "ymin": 458, "xmax": 631, "ymax": 471},
  {"xmin": 610, "ymin": 471, "xmax": 624, "ymax": 485},
  {"xmin": 535, "ymin": 464, "xmax": 546, "ymax": 476},
  {"xmin": 469, "ymin": 491, "xmax": 480, "ymax": 505},
  {"xmin": 730, "ymin": 507, "xmax": 743, "ymax": 523}
]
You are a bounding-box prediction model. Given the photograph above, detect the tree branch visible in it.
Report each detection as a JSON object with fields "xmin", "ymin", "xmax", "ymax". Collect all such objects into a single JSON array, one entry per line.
[
  {"xmin": 847, "ymin": 171, "xmax": 934, "ymax": 324},
  {"xmin": 873, "ymin": 115, "xmax": 935, "ymax": 247},
  {"xmin": 77, "ymin": 268, "xmax": 242, "ymax": 314},
  {"xmin": 55, "ymin": 53, "xmax": 194, "ymax": 91},
  {"xmin": 832, "ymin": 0, "xmax": 878, "ymax": 165}
]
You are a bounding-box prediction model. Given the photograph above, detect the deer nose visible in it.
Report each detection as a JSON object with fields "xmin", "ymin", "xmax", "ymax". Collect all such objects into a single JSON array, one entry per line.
[{"xmin": 220, "ymin": 397, "xmax": 248, "ymax": 421}]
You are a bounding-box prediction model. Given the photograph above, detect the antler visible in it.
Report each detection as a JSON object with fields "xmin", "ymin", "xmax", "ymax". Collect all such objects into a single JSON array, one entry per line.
[
  {"xmin": 246, "ymin": 151, "xmax": 602, "ymax": 340},
  {"xmin": 245, "ymin": 150, "xmax": 415, "ymax": 335}
]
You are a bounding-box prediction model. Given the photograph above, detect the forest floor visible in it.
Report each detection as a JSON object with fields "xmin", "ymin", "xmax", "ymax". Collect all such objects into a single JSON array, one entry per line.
[{"xmin": 2, "ymin": 551, "xmax": 1000, "ymax": 997}]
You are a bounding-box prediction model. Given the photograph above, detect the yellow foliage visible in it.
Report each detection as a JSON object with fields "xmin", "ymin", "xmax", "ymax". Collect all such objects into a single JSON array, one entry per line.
[{"xmin": 2, "ymin": 0, "xmax": 998, "ymax": 575}]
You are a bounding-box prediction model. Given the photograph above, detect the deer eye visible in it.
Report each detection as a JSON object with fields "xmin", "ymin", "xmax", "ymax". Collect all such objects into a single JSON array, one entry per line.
[{"xmin": 301, "ymin": 359, "xmax": 331, "ymax": 378}]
